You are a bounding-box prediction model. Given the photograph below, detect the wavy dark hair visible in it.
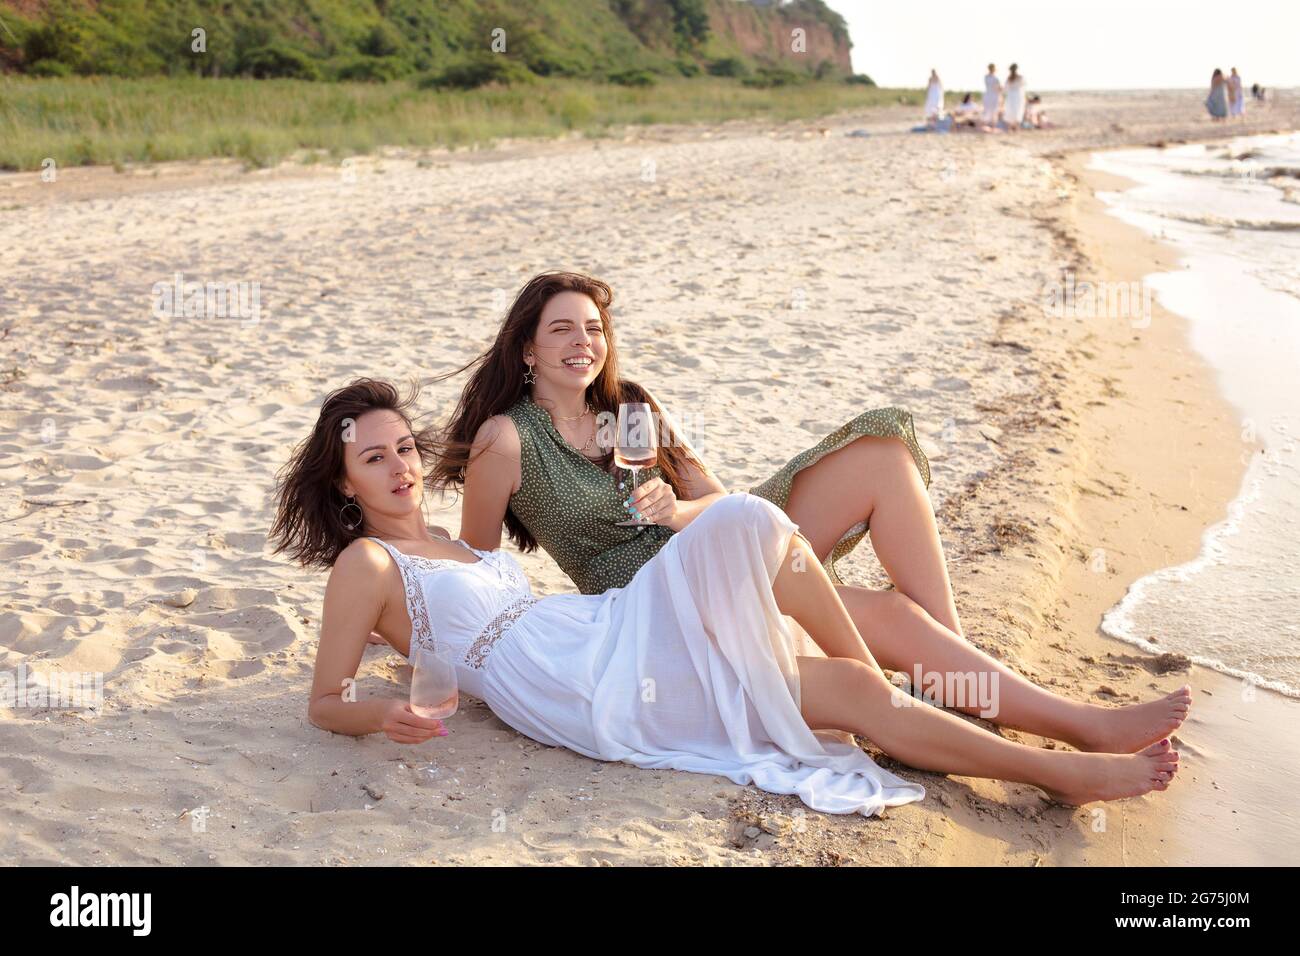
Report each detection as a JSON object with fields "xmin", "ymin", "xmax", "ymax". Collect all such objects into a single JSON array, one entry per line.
[
  {"xmin": 427, "ymin": 270, "xmax": 704, "ymax": 554},
  {"xmin": 269, "ymin": 378, "xmax": 436, "ymax": 570}
]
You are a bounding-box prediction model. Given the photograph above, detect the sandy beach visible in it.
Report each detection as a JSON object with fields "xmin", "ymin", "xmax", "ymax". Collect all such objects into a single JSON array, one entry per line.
[{"xmin": 2, "ymin": 89, "xmax": 1297, "ymax": 865}]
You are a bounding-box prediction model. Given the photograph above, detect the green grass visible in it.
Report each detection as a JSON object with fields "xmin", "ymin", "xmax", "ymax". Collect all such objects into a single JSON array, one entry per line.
[{"xmin": 0, "ymin": 74, "xmax": 921, "ymax": 171}]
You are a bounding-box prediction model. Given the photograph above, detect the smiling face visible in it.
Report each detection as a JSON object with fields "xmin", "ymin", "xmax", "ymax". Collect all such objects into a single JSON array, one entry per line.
[
  {"xmin": 525, "ymin": 290, "xmax": 608, "ymax": 392},
  {"xmin": 337, "ymin": 409, "xmax": 423, "ymax": 530}
]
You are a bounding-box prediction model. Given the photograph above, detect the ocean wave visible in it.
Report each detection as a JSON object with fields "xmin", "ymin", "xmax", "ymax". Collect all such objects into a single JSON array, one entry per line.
[
  {"xmin": 1099, "ymin": 461, "xmax": 1300, "ymax": 700},
  {"xmin": 1174, "ymin": 164, "xmax": 1300, "ymax": 182},
  {"xmin": 1157, "ymin": 210, "xmax": 1300, "ymax": 232}
]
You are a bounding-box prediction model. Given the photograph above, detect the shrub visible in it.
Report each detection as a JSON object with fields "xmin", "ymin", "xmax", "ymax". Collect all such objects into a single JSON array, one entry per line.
[
  {"xmin": 608, "ymin": 69, "xmax": 656, "ymax": 87},
  {"xmin": 22, "ymin": 17, "xmax": 90, "ymax": 74},
  {"xmin": 358, "ymin": 22, "xmax": 403, "ymax": 59},
  {"xmin": 674, "ymin": 58, "xmax": 701, "ymax": 77},
  {"xmin": 706, "ymin": 56, "xmax": 748, "ymax": 78},
  {"xmin": 741, "ymin": 67, "xmax": 804, "ymax": 88},
  {"xmin": 520, "ymin": 45, "xmax": 585, "ymax": 78},
  {"xmin": 846, "ymin": 73, "xmax": 876, "ymax": 87},
  {"xmin": 417, "ymin": 55, "xmax": 535, "ymax": 90},
  {"xmin": 333, "ymin": 55, "xmax": 409, "ymax": 83},
  {"xmin": 27, "ymin": 59, "xmax": 75, "ymax": 77},
  {"xmin": 667, "ymin": 0, "xmax": 710, "ymax": 50},
  {"xmin": 236, "ymin": 43, "xmax": 320, "ymax": 80}
]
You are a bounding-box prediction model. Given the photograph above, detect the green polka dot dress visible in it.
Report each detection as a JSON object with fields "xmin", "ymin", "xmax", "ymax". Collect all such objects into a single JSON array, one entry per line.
[{"xmin": 504, "ymin": 396, "xmax": 931, "ymax": 594}]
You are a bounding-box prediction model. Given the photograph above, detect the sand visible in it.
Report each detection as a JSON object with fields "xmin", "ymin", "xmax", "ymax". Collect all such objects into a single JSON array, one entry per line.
[{"xmin": 1, "ymin": 89, "xmax": 1297, "ymax": 865}]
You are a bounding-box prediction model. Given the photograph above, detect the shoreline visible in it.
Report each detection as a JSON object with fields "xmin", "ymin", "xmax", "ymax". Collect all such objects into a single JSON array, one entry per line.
[
  {"xmin": 778, "ymin": 124, "xmax": 1300, "ymax": 865},
  {"xmin": 1045, "ymin": 143, "xmax": 1300, "ymax": 863}
]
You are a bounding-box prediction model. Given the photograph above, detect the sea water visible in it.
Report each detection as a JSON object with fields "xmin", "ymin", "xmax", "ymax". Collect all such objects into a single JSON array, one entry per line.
[{"xmin": 1089, "ymin": 133, "xmax": 1300, "ymax": 698}]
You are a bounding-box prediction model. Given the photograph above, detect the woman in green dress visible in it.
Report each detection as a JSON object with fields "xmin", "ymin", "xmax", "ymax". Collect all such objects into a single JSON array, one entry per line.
[
  {"xmin": 431, "ymin": 272, "xmax": 957, "ymax": 637},
  {"xmin": 427, "ymin": 272, "xmax": 1192, "ymax": 751}
]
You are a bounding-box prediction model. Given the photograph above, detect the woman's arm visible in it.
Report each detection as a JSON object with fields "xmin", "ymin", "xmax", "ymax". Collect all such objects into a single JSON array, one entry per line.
[
  {"xmin": 308, "ymin": 542, "xmax": 446, "ymax": 743},
  {"xmin": 457, "ymin": 415, "xmax": 522, "ymax": 551}
]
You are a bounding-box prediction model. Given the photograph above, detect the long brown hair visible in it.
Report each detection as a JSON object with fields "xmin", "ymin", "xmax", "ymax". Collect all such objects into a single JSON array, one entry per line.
[
  {"xmin": 428, "ymin": 270, "xmax": 703, "ymax": 553},
  {"xmin": 269, "ymin": 377, "xmax": 437, "ymax": 570}
]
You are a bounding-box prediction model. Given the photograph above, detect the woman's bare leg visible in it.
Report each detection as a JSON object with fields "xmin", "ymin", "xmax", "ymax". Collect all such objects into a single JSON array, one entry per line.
[
  {"xmin": 795, "ymin": 656, "xmax": 1179, "ymax": 805},
  {"xmin": 780, "ymin": 440, "xmax": 1190, "ymax": 753},
  {"xmin": 771, "ymin": 528, "xmax": 881, "ymax": 668},
  {"xmin": 769, "ymin": 530, "xmax": 1190, "ymax": 764},
  {"xmin": 783, "ymin": 435, "xmax": 962, "ymax": 636},
  {"xmin": 833, "ymin": 586, "xmax": 1191, "ymax": 754}
]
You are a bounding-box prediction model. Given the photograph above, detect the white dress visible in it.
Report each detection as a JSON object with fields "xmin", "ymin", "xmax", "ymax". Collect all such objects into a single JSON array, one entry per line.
[
  {"xmin": 1004, "ymin": 77, "xmax": 1025, "ymax": 125},
  {"xmin": 1229, "ymin": 75, "xmax": 1245, "ymax": 116},
  {"xmin": 983, "ymin": 74, "xmax": 1001, "ymax": 124},
  {"xmin": 924, "ymin": 78, "xmax": 944, "ymax": 118},
  {"xmin": 368, "ymin": 493, "xmax": 926, "ymax": 818}
]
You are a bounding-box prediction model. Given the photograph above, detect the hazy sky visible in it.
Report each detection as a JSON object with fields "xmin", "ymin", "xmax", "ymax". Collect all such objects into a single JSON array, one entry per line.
[{"xmin": 823, "ymin": 0, "xmax": 1300, "ymax": 91}]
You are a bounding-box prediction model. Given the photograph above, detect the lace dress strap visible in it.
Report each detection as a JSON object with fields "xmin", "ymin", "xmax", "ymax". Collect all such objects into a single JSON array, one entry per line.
[
  {"xmin": 470, "ymin": 546, "xmax": 532, "ymax": 595},
  {"xmin": 366, "ymin": 537, "xmax": 437, "ymax": 657}
]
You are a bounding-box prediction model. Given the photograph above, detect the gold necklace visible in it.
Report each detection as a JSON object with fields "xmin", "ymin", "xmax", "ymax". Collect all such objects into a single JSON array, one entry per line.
[
  {"xmin": 529, "ymin": 394, "xmax": 590, "ymax": 421},
  {"xmin": 539, "ymin": 399, "xmax": 598, "ymax": 451},
  {"xmin": 533, "ymin": 396, "xmax": 602, "ymax": 456},
  {"xmin": 555, "ymin": 410, "xmax": 599, "ymax": 454},
  {"xmin": 571, "ymin": 413, "xmax": 598, "ymax": 453},
  {"xmin": 550, "ymin": 400, "xmax": 592, "ymax": 422}
]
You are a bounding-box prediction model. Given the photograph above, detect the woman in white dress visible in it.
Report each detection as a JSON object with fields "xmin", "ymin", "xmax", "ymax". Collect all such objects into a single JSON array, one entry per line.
[
  {"xmin": 1228, "ymin": 68, "xmax": 1245, "ymax": 118},
  {"xmin": 1004, "ymin": 64, "xmax": 1026, "ymax": 128},
  {"xmin": 982, "ymin": 64, "xmax": 1002, "ymax": 126},
  {"xmin": 270, "ymin": 380, "xmax": 1188, "ymax": 817},
  {"xmin": 924, "ymin": 69, "xmax": 944, "ymax": 122}
]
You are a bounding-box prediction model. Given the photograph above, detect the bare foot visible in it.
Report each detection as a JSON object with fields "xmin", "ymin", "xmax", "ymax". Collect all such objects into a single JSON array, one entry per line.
[
  {"xmin": 1073, "ymin": 685, "xmax": 1192, "ymax": 754},
  {"xmin": 1041, "ymin": 739, "xmax": 1180, "ymax": 806},
  {"xmin": 366, "ymin": 630, "xmax": 387, "ymax": 646}
]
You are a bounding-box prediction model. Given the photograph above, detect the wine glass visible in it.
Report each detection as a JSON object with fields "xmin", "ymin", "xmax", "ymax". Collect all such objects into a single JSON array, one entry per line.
[
  {"xmin": 410, "ymin": 642, "xmax": 458, "ymax": 720},
  {"xmin": 614, "ymin": 402, "xmax": 659, "ymax": 526}
]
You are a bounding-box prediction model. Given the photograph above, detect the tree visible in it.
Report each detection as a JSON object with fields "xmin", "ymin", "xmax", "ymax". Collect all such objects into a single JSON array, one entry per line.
[{"xmin": 667, "ymin": 0, "xmax": 709, "ymax": 51}]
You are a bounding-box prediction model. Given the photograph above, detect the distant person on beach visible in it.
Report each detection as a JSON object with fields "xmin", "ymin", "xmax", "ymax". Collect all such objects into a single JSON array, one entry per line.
[
  {"xmin": 1251, "ymin": 82, "xmax": 1266, "ymax": 103},
  {"xmin": 275, "ymin": 377, "xmax": 1190, "ymax": 812},
  {"xmin": 954, "ymin": 93, "xmax": 981, "ymax": 127},
  {"xmin": 924, "ymin": 69, "xmax": 945, "ymax": 124},
  {"xmin": 982, "ymin": 64, "xmax": 1002, "ymax": 126},
  {"xmin": 1206, "ymin": 69, "xmax": 1230, "ymax": 120},
  {"xmin": 1004, "ymin": 64, "xmax": 1026, "ymax": 129},
  {"xmin": 1228, "ymin": 67, "xmax": 1245, "ymax": 118},
  {"xmin": 1024, "ymin": 93, "xmax": 1052, "ymax": 128}
]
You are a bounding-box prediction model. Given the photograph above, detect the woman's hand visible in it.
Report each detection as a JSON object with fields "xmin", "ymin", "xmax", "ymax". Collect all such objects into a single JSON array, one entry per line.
[
  {"xmin": 625, "ymin": 477, "xmax": 678, "ymax": 526},
  {"xmin": 381, "ymin": 700, "xmax": 449, "ymax": 745}
]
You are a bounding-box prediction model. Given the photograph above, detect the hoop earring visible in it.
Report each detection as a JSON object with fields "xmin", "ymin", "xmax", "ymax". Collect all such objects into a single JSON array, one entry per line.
[
  {"xmin": 523, "ymin": 361, "xmax": 537, "ymax": 386},
  {"xmin": 339, "ymin": 495, "xmax": 364, "ymax": 532}
]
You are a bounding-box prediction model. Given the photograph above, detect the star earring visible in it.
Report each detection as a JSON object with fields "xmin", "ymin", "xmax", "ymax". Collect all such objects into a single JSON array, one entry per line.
[{"xmin": 523, "ymin": 359, "xmax": 538, "ymax": 385}]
